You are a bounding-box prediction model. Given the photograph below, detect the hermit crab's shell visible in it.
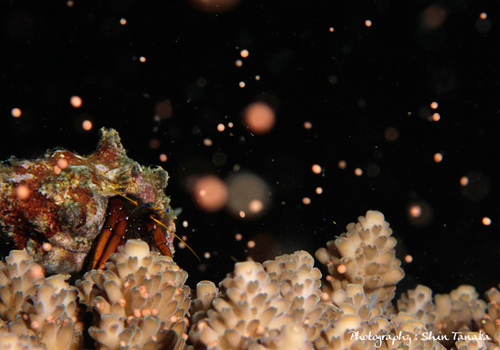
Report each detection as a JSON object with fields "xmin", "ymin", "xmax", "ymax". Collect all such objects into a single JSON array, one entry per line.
[{"xmin": 0, "ymin": 128, "xmax": 175, "ymax": 274}]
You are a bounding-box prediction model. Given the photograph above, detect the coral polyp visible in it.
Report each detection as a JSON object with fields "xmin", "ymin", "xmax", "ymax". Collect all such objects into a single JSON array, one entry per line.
[{"xmin": 0, "ymin": 128, "xmax": 176, "ymax": 274}]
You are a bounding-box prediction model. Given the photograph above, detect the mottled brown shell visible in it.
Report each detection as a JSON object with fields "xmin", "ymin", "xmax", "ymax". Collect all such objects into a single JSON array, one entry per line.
[{"xmin": 0, "ymin": 128, "xmax": 175, "ymax": 274}]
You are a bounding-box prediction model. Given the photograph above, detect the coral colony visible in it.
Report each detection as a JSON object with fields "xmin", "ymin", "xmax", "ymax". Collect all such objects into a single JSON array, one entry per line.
[{"xmin": 1, "ymin": 130, "xmax": 500, "ymax": 350}]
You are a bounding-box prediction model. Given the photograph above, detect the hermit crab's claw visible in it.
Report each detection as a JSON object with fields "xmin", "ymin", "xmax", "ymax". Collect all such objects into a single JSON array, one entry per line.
[
  {"xmin": 147, "ymin": 220, "xmax": 173, "ymax": 258},
  {"xmin": 148, "ymin": 215, "xmax": 201, "ymax": 262}
]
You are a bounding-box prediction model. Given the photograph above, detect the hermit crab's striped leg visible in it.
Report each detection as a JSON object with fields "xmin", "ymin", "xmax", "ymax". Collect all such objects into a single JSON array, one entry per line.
[
  {"xmin": 95, "ymin": 213, "xmax": 128, "ymax": 270},
  {"xmin": 91, "ymin": 197, "xmax": 127, "ymax": 269}
]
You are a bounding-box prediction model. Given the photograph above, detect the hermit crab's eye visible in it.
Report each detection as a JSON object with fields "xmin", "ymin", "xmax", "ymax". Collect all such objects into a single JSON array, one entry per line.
[{"xmin": 154, "ymin": 206, "xmax": 175, "ymax": 215}]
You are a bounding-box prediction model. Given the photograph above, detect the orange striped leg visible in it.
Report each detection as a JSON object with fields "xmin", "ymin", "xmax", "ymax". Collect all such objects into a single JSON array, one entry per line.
[
  {"xmin": 96, "ymin": 216, "xmax": 128, "ymax": 269},
  {"xmin": 92, "ymin": 197, "xmax": 125, "ymax": 269}
]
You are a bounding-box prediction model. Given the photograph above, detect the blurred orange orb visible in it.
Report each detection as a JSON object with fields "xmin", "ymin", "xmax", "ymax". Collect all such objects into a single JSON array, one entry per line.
[
  {"xmin": 82, "ymin": 120, "xmax": 93, "ymax": 131},
  {"xmin": 70, "ymin": 95, "xmax": 82, "ymax": 108},
  {"xmin": 11, "ymin": 108, "xmax": 22, "ymax": 118},
  {"xmin": 242, "ymin": 102, "xmax": 276, "ymax": 135},
  {"xmin": 193, "ymin": 175, "xmax": 228, "ymax": 212}
]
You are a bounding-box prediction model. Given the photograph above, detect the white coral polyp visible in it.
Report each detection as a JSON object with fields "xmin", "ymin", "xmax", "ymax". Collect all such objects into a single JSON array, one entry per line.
[
  {"xmin": 359, "ymin": 210, "xmax": 386, "ymax": 231},
  {"xmin": 119, "ymin": 239, "xmax": 153, "ymax": 268}
]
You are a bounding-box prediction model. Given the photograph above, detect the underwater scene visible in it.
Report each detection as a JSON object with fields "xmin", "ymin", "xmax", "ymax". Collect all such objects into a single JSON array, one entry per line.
[{"xmin": 1, "ymin": 1, "xmax": 500, "ymax": 349}]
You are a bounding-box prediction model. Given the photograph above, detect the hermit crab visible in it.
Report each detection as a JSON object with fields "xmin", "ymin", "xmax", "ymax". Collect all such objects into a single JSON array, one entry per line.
[{"xmin": 0, "ymin": 128, "xmax": 193, "ymax": 275}]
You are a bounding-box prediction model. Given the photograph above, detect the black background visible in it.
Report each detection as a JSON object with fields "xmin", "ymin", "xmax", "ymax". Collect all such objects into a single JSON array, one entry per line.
[{"xmin": 2, "ymin": 0, "xmax": 500, "ymax": 296}]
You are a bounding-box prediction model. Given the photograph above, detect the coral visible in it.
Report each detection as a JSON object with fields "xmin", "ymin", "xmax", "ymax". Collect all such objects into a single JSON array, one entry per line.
[
  {"xmin": 0, "ymin": 128, "xmax": 175, "ymax": 274},
  {"xmin": 481, "ymin": 286, "xmax": 500, "ymax": 345},
  {"xmin": 432, "ymin": 285, "xmax": 486, "ymax": 342},
  {"xmin": 189, "ymin": 250, "xmax": 332, "ymax": 349},
  {"xmin": 397, "ymin": 284, "xmax": 436, "ymax": 326},
  {"xmin": 455, "ymin": 331, "xmax": 493, "ymax": 350},
  {"xmin": 1, "ymin": 210, "xmax": 500, "ymax": 350},
  {"xmin": 315, "ymin": 210, "xmax": 404, "ymax": 309},
  {"xmin": 76, "ymin": 239, "xmax": 190, "ymax": 350},
  {"xmin": 0, "ymin": 250, "xmax": 83, "ymax": 350}
]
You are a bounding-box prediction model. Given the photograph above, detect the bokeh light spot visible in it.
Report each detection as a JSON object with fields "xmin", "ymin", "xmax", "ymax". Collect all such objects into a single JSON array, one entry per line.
[
  {"xmin": 405, "ymin": 255, "xmax": 413, "ymax": 263},
  {"xmin": 482, "ymin": 217, "xmax": 492, "ymax": 226},
  {"xmin": 354, "ymin": 168, "xmax": 363, "ymax": 176},
  {"xmin": 159, "ymin": 154, "xmax": 168, "ymax": 162},
  {"xmin": 52, "ymin": 165, "xmax": 61, "ymax": 175},
  {"xmin": 409, "ymin": 205, "xmax": 422, "ymax": 218},
  {"xmin": 384, "ymin": 127, "xmax": 399, "ymax": 142},
  {"xmin": 311, "ymin": 164, "xmax": 322, "ymax": 174},
  {"xmin": 217, "ymin": 123, "xmax": 225, "ymax": 132},
  {"xmin": 249, "ymin": 199, "xmax": 263, "ymax": 213},
  {"xmin": 82, "ymin": 120, "xmax": 93, "ymax": 131},
  {"xmin": 430, "ymin": 101, "xmax": 439, "ymax": 109},
  {"xmin": 433, "ymin": 153, "xmax": 443, "ymax": 163},
  {"xmin": 240, "ymin": 49, "xmax": 249, "ymax": 58},
  {"xmin": 70, "ymin": 96, "xmax": 82, "ymax": 108},
  {"xmin": 193, "ymin": 175, "xmax": 228, "ymax": 212},
  {"xmin": 11, "ymin": 108, "xmax": 22, "ymax": 118},
  {"xmin": 407, "ymin": 200, "xmax": 433, "ymax": 226},
  {"xmin": 16, "ymin": 185, "xmax": 31, "ymax": 200},
  {"xmin": 120, "ymin": 18, "xmax": 127, "ymax": 25},
  {"xmin": 302, "ymin": 197, "xmax": 311, "ymax": 205},
  {"xmin": 460, "ymin": 171, "xmax": 490, "ymax": 201},
  {"xmin": 460, "ymin": 176, "xmax": 469, "ymax": 186},
  {"xmin": 242, "ymin": 102, "xmax": 276, "ymax": 135},
  {"xmin": 226, "ymin": 172, "xmax": 271, "ymax": 219},
  {"xmin": 212, "ymin": 151, "xmax": 227, "ymax": 166},
  {"xmin": 421, "ymin": 5, "xmax": 447, "ymax": 29},
  {"xmin": 338, "ymin": 160, "xmax": 347, "ymax": 169},
  {"xmin": 42, "ymin": 243, "xmax": 53, "ymax": 252},
  {"xmin": 155, "ymin": 100, "xmax": 173, "ymax": 120},
  {"xmin": 365, "ymin": 19, "xmax": 372, "ymax": 27},
  {"xmin": 57, "ymin": 158, "xmax": 69, "ymax": 169},
  {"xmin": 303, "ymin": 121, "xmax": 312, "ymax": 129},
  {"xmin": 149, "ymin": 138, "xmax": 160, "ymax": 149}
]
